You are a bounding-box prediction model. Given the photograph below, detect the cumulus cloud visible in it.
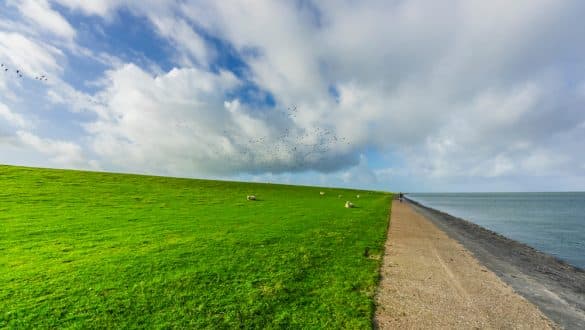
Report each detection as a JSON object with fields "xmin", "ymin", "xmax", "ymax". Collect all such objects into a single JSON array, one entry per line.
[
  {"xmin": 2, "ymin": 0, "xmax": 585, "ymax": 190},
  {"xmin": 16, "ymin": 130, "xmax": 96, "ymax": 168},
  {"xmin": 172, "ymin": 0, "xmax": 585, "ymax": 181},
  {"xmin": 84, "ymin": 63, "xmax": 358, "ymax": 176}
]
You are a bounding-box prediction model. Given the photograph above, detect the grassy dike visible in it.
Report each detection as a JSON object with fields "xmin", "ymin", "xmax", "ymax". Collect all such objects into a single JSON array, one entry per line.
[{"xmin": 0, "ymin": 165, "xmax": 392, "ymax": 328}]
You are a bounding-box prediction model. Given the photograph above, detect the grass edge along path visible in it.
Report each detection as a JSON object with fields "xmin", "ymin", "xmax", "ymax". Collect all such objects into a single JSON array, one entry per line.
[{"xmin": 1, "ymin": 165, "xmax": 392, "ymax": 328}]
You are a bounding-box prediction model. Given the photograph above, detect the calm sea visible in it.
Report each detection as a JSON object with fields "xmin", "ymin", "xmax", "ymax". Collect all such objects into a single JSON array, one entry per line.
[{"xmin": 407, "ymin": 192, "xmax": 585, "ymax": 270}]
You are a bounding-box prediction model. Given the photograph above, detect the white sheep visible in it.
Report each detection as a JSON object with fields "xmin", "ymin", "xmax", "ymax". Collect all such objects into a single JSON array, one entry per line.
[
  {"xmin": 320, "ymin": 191, "xmax": 325, "ymax": 196},
  {"xmin": 247, "ymin": 195, "xmax": 257, "ymax": 201},
  {"xmin": 356, "ymin": 194, "xmax": 360, "ymax": 198},
  {"xmin": 345, "ymin": 201, "xmax": 354, "ymax": 208}
]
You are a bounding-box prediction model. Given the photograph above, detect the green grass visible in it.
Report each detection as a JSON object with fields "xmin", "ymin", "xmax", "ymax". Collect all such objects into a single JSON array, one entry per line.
[{"xmin": 0, "ymin": 165, "xmax": 392, "ymax": 328}]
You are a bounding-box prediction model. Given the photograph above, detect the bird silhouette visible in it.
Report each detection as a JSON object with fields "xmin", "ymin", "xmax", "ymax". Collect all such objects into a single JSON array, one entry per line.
[{"xmin": 216, "ymin": 104, "xmax": 353, "ymax": 170}]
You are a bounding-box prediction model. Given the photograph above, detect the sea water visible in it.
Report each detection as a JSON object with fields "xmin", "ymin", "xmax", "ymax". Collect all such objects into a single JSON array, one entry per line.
[{"xmin": 407, "ymin": 192, "xmax": 585, "ymax": 270}]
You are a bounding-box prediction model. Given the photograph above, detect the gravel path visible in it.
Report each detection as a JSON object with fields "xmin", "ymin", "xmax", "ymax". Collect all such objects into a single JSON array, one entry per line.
[
  {"xmin": 374, "ymin": 201, "xmax": 555, "ymax": 329},
  {"xmin": 407, "ymin": 199, "xmax": 585, "ymax": 329}
]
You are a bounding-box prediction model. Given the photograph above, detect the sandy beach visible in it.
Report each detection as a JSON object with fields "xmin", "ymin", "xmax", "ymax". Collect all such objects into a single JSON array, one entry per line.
[{"xmin": 374, "ymin": 200, "xmax": 557, "ymax": 329}]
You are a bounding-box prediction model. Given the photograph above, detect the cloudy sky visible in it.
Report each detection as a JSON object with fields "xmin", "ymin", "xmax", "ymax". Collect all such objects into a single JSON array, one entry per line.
[{"xmin": 1, "ymin": 0, "xmax": 584, "ymax": 192}]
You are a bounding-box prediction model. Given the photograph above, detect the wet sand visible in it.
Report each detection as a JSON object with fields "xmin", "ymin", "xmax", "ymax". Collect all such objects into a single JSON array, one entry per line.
[
  {"xmin": 374, "ymin": 201, "xmax": 555, "ymax": 329},
  {"xmin": 406, "ymin": 199, "xmax": 585, "ymax": 329}
]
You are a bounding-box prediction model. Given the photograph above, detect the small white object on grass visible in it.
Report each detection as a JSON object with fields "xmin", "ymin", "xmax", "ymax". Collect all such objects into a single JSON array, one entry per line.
[
  {"xmin": 345, "ymin": 201, "xmax": 354, "ymax": 208},
  {"xmin": 356, "ymin": 194, "xmax": 360, "ymax": 198},
  {"xmin": 247, "ymin": 195, "xmax": 257, "ymax": 201},
  {"xmin": 320, "ymin": 191, "xmax": 325, "ymax": 196},
  {"xmin": 338, "ymin": 194, "xmax": 342, "ymax": 198}
]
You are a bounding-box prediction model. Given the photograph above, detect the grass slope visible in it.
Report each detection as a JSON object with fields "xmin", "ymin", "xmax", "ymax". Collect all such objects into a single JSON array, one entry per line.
[{"xmin": 0, "ymin": 165, "xmax": 392, "ymax": 328}]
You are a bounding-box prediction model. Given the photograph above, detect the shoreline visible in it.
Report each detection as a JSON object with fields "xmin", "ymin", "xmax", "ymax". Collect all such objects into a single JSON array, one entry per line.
[
  {"xmin": 405, "ymin": 198, "xmax": 585, "ymax": 329},
  {"xmin": 374, "ymin": 201, "xmax": 554, "ymax": 328}
]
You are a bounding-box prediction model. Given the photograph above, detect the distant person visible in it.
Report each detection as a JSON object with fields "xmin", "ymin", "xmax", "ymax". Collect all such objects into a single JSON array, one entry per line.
[{"xmin": 399, "ymin": 192, "xmax": 404, "ymax": 202}]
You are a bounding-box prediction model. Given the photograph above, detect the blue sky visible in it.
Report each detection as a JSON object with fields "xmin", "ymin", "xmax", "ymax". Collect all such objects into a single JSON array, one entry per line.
[{"xmin": 1, "ymin": 1, "xmax": 585, "ymax": 192}]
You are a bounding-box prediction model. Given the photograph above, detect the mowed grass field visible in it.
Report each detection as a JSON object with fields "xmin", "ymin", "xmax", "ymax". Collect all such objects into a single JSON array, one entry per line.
[{"xmin": 1, "ymin": 165, "xmax": 392, "ymax": 328}]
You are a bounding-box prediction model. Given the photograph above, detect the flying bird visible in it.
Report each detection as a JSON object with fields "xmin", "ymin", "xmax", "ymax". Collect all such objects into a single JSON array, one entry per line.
[{"xmin": 231, "ymin": 104, "xmax": 353, "ymax": 170}]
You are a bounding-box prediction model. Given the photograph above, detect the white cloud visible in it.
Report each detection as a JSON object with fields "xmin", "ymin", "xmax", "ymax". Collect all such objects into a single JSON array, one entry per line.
[
  {"xmin": 16, "ymin": 130, "xmax": 95, "ymax": 168},
  {"xmin": 52, "ymin": 0, "xmax": 212, "ymax": 66},
  {"xmin": 50, "ymin": 0, "xmax": 123, "ymax": 17},
  {"xmin": 11, "ymin": 0, "xmax": 76, "ymax": 40},
  {"xmin": 147, "ymin": 16, "xmax": 211, "ymax": 67},
  {"xmin": 84, "ymin": 63, "xmax": 359, "ymax": 176},
  {"xmin": 72, "ymin": 0, "xmax": 585, "ymax": 184},
  {"xmin": 3, "ymin": 0, "xmax": 585, "ymax": 190},
  {"xmin": 341, "ymin": 155, "xmax": 377, "ymax": 185},
  {"xmin": 0, "ymin": 31, "xmax": 64, "ymax": 76},
  {"xmin": 0, "ymin": 103, "xmax": 30, "ymax": 129}
]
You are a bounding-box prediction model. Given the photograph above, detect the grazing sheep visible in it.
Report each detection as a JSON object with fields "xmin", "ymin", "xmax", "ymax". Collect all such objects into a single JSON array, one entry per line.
[
  {"xmin": 345, "ymin": 201, "xmax": 354, "ymax": 208},
  {"xmin": 356, "ymin": 194, "xmax": 360, "ymax": 198},
  {"xmin": 320, "ymin": 191, "xmax": 325, "ymax": 196},
  {"xmin": 247, "ymin": 195, "xmax": 257, "ymax": 201}
]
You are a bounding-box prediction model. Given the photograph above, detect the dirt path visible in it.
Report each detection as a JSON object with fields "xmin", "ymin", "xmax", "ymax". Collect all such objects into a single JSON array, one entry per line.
[
  {"xmin": 408, "ymin": 199, "xmax": 585, "ymax": 329},
  {"xmin": 374, "ymin": 201, "xmax": 555, "ymax": 329}
]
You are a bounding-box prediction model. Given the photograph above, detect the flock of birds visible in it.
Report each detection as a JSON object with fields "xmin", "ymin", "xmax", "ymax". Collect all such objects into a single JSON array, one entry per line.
[
  {"xmin": 1, "ymin": 62, "xmax": 349, "ymax": 170},
  {"xmin": 232, "ymin": 105, "xmax": 352, "ymax": 169},
  {"xmin": 1, "ymin": 63, "xmax": 48, "ymax": 81}
]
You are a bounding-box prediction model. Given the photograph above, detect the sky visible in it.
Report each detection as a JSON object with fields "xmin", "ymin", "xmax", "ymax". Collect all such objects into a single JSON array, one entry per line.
[{"xmin": 1, "ymin": 0, "xmax": 584, "ymax": 192}]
